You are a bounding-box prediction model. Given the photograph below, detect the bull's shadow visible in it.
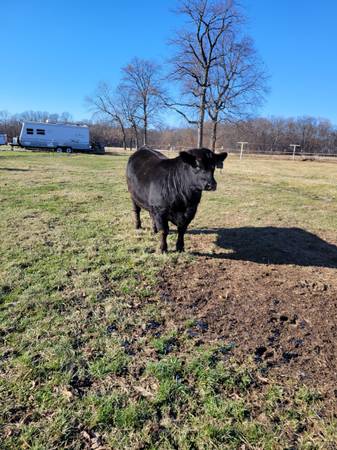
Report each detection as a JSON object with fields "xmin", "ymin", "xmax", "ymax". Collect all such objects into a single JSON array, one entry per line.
[
  {"xmin": 0, "ymin": 168, "xmax": 30, "ymax": 172},
  {"xmin": 188, "ymin": 226, "xmax": 337, "ymax": 268}
]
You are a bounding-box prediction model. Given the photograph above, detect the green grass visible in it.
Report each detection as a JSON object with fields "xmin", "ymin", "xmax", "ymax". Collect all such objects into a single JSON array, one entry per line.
[{"xmin": 0, "ymin": 151, "xmax": 336, "ymax": 449}]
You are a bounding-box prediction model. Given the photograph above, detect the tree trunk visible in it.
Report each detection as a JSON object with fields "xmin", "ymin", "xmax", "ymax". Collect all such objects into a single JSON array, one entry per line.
[
  {"xmin": 197, "ymin": 91, "xmax": 206, "ymax": 148},
  {"xmin": 143, "ymin": 103, "xmax": 148, "ymax": 146},
  {"xmin": 210, "ymin": 118, "xmax": 218, "ymax": 152},
  {"xmin": 120, "ymin": 123, "xmax": 127, "ymax": 150},
  {"xmin": 143, "ymin": 123, "xmax": 147, "ymax": 146},
  {"xmin": 197, "ymin": 82, "xmax": 208, "ymax": 148},
  {"xmin": 132, "ymin": 123, "xmax": 139, "ymax": 150},
  {"xmin": 116, "ymin": 117, "xmax": 127, "ymax": 150},
  {"xmin": 197, "ymin": 115, "xmax": 204, "ymax": 148}
]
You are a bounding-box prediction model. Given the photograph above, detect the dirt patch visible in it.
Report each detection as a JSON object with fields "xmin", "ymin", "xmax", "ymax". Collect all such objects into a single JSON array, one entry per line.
[{"xmin": 158, "ymin": 237, "xmax": 337, "ymax": 406}]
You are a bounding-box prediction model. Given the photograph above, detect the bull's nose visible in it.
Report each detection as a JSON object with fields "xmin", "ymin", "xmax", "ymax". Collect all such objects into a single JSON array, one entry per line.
[{"xmin": 205, "ymin": 182, "xmax": 217, "ymax": 191}]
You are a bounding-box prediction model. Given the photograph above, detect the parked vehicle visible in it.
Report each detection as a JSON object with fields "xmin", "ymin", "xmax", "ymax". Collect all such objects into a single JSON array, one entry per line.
[
  {"xmin": 11, "ymin": 121, "xmax": 104, "ymax": 153},
  {"xmin": 0, "ymin": 133, "xmax": 7, "ymax": 145}
]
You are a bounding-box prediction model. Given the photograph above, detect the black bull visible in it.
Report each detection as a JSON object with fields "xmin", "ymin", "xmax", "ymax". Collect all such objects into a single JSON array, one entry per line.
[{"xmin": 126, "ymin": 147, "xmax": 228, "ymax": 253}]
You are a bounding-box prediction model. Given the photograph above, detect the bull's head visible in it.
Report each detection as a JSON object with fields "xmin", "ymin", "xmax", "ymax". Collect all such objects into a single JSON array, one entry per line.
[{"xmin": 180, "ymin": 148, "xmax": 228, "ymax": 191}]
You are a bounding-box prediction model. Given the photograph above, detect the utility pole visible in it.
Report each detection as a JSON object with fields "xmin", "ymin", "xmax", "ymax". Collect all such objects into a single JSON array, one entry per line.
[
  {"xmin": 289, "ymin": 144, "xmax": 300, "ymax": 160},
  {"xmin": 238, "ymin": 142, "xmax": 248, "ymax": 160}
]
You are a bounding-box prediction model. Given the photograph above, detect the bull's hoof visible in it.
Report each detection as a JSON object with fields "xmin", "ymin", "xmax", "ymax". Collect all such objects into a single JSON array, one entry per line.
[{"xmin": 176, "ymin": 240, "xmax": 185, "ymax": 252}]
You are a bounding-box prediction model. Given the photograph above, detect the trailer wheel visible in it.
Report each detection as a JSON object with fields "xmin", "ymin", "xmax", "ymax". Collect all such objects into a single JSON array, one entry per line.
[
  {"xmin": 56, "ymin": 147, "xmax": 63, "ymax": 153},
  {"xmin": 66, "ymin": 147, "xmax": 72, "ymax": 154}
]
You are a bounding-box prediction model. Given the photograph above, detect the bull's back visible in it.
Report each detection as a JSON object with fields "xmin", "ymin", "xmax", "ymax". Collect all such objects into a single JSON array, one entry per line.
[{"xmin": 126, "ymin": 148, "xmax": 168, "ymax": 209}]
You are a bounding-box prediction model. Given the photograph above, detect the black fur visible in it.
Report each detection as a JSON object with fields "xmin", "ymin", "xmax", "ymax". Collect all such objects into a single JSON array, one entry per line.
[{"xmin": 126, "ymin": 147, "xmax": 228, "ymax": 252}]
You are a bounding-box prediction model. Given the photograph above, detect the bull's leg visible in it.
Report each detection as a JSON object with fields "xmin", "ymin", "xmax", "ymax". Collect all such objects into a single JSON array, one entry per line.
[
  {"xmin": 176, "ymin": 225, "xmax": 187, "ymax": 252},
  {"xmin": 132, "ymin": 199, "xmax": 141, "ymax": 229},
  {"xmin": 153, "ymin": 213, "xmax": 169, "ymax": 253},
  {"xmin": 150, "ymin": 213, "xmax": 158, "ymax": 234},
  {"xmin": 160, "ymin": 226, "xmax": 169, "ymax": 253}
]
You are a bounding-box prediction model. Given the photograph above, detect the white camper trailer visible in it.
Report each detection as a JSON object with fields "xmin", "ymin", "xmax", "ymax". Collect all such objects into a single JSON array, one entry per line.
[
  {"xmin": 16, "ymin": 121, "xmax": 94, "ymax": 153},
  {"xmin": 0, "ymin": 133, "xmax": 7, "ymax": 145}
]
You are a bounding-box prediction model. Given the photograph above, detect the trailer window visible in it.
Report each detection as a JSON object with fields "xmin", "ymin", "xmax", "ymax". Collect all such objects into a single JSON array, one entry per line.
[
  {"xmin": 26, "ymin": 128, "xmax": 34, "ymax": 135},
  {"xmin": 37, "ymin": 129, "xmax": 45, "ymax": 135}
]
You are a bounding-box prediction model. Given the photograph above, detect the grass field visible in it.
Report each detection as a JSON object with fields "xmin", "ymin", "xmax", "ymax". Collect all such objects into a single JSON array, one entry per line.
[{"xmin": 0, "ymin": 150, "xmax": 336, "ymax": 449}]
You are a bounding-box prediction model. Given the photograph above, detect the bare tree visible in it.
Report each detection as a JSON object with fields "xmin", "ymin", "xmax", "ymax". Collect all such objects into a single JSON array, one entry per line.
[
  {"xmin": 121, "ymin": 57, "xmax": 163, "ymax": 146},
  {"xmin": 18, "ymin": 111, "xmax": 57, "ymax": 122},
  {"xmin": 168, "ymin": 0, "xmax": 241, "ymax": 147},
  {"xmin": 116, "ymin": 85, "xmax": 142, "ymax": 150},
  {"xmin": 206, "ymin": 36, "xmax": 267, "ymax": 150},
  {"xmin": 86, "ymin": 82, "xmax": 127, "ymax": 149},
  {"xmin": 59, "ymin": 111, "xmax": 73, "ymax": 123},
  {"xmin": 0, "ymin": 110, "xmax": 20, "ymax": 140},
  {"xmin": 0, "ymin": 110, "xmax": 11, "ymax": 128}
]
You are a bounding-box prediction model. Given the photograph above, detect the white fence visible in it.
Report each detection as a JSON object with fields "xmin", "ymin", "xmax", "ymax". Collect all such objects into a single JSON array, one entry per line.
[{"xmin": 155, "ymin": 144, "xmax": 337, "ymax": 160}]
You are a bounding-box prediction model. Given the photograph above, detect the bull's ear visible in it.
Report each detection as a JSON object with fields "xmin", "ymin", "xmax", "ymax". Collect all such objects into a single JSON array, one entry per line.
[
  {"xmin": 180, "ymin": 151, "xmax": 197, "ymax": 168},
  {"xmin": 215, "ymin": 152, "xmax": 228, "ymax": 169}
]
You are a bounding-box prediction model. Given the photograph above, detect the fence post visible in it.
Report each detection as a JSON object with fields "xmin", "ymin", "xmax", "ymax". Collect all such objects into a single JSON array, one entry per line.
[
  {"xmin": 238, "ymin": 142, "xmax": 248, "ymax": 160},
  {"xmin": 290, "ymin": 144, "xmax": 300, "ymax": 160}
]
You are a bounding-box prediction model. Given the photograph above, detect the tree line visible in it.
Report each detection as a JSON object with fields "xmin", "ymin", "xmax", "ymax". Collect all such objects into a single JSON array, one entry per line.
[
  {"xmin": 1, "ymin": 110, "xmax": 336, "ymax": 155},
  {"xmin": 150, "ymin": 116, "xmax": 337, "ymax": 155}
]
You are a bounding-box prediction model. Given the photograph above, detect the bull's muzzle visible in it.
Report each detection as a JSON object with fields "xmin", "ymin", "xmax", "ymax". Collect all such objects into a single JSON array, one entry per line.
[{"xmin": 205, "ymin": 181, "xmax": 217, "ymax": 191}]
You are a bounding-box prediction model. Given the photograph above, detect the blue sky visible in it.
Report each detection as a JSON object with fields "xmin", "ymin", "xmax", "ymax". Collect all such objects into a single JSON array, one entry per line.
[{"xmin": 1, "ymin": 0, "xmax": 337, "ymax": 124}]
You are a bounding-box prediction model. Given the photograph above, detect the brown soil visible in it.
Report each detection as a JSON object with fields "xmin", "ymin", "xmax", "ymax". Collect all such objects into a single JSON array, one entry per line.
[{"xmin": 157, "ymin": 227, "xmax": 337, "ymax": 405}]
